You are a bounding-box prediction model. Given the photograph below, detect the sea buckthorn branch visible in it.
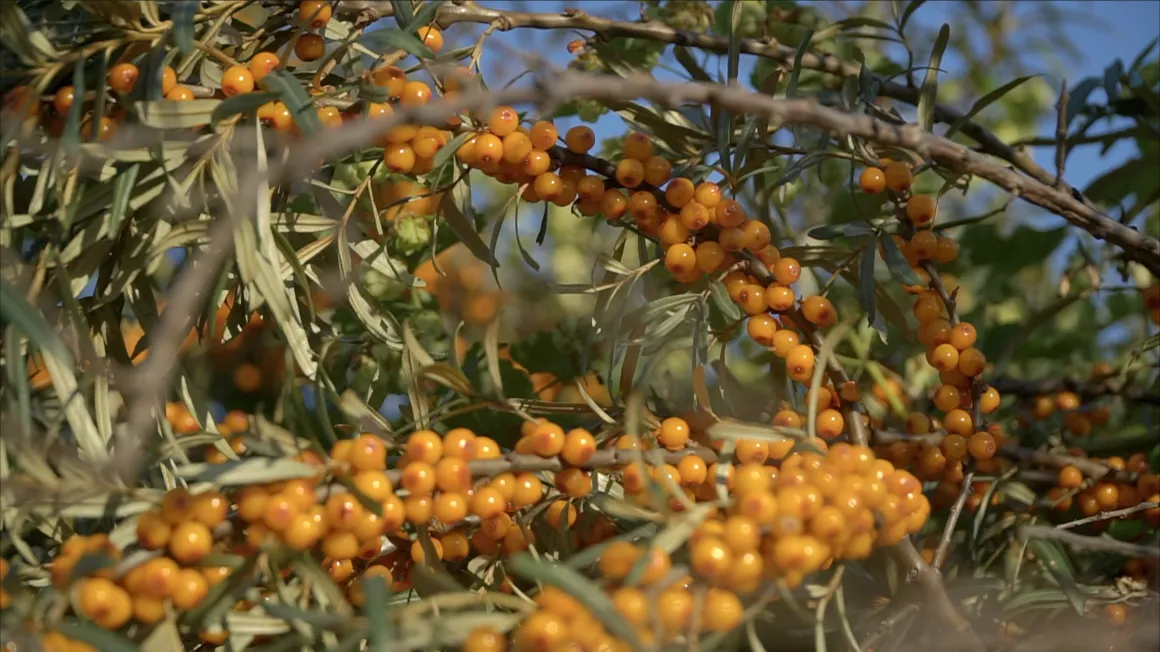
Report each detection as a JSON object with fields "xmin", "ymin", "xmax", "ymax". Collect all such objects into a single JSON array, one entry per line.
[
  {"xmin": 331, "ymin": 1, "xmax": 1118, "ymax": 215},
  {"xmin": 991, "ymin": 376, "xmax": 1160, "ymax": 407},
  {"xmin": 931, "ymin": 469, "xmax": 975, "ymax": 571},
  {"xmin": 1018, "ymin": 524, "xmax": 1160, "ymax": 560},
  {"xmin": 1055, "ymin": 501, "xmax": 1160, "ymax": 531},
  {"xmin": 871, "ymin": 428, "xmax": 1138, "ymax": 484},
  {"xmin": 268, "ymin": 73, "xmax": 1160, "ymax": 274}
]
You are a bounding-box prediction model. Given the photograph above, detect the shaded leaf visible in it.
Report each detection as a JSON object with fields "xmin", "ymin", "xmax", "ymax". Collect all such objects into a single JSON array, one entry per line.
[
  {"xmin": 1066, "ymin": 77, "xmax": 1102, "ymax": 125},
  {"xmin": 945, "ymin": 75, "xmax": 1042, "ymax": 139},
  {"xmin": 879, "ymin": 234, "xmax": 923, "ymax": 285},
  {"xmin": 262, "ymin": 71, "xmax": 322, "ymax": 136},
  {"xmin": 918, "ymin": 24, "xmax": 950, "ymax": 132},
  {"xmin": 361, "ymin": 28, "xmax": 435, "ymax": 59}
]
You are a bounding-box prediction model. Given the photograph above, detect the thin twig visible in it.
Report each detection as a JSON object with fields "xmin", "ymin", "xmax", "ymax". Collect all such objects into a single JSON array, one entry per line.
[
  {"xmin": 1019, "ymin": 525, "xmax": 1160, "ymax": 559},
  {"xmin": 1055, "ymin": 502, "xmax": 1159, "ymax": 530},
  {"xmin": 932, "ymin": 471, "xmax": 975, "ymax": 569}
]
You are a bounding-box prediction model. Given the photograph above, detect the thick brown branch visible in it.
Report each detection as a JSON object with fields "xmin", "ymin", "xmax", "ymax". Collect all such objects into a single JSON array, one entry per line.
[
  {"xmin": 991, "ymin": 376, "xmax": 1160, "ymax": 406},
  {"xmin": 333, "ymin": 1, "xmax": 1110, "ymax": 223}
]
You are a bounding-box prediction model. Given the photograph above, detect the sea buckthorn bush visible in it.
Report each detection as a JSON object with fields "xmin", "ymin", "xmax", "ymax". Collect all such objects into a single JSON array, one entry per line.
[{"xmin": 1, "ymin": 2, "xmax": 1158, "ymax": 652}]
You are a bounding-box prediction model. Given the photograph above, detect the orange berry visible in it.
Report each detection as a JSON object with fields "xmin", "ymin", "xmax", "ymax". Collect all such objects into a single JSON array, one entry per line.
[
  {"xmin": 78, "ymin": 577, "xmax": 132, "ymax": 629},
  {"xmin": 664, "ymin": 243, "xmax": 697, "ymax": 275},
  {"xmin": 801, "ymin": 295, "xmax": 836, "ymax": 327},
  {"xmin": 746, "ymin": 314, "xmax": 778, "ymax": 346},
  {"xmin": 665, "ymin": 178, "xmax": 695, "ymax": 208},
  {"xmin": 657, "ymin": 417, "xmax": 690, "ymax": 450},
  {"xmin": 858, "ymin": 167, "xmax": 886, "ymax": 193},
  {"xmin": 624, "ymin": 132, "xmax": 653, "ymax": 161},
  {"xmin": 108, "ymin": 62, "xmax": 139, "ymax": 93},
  {"xmin": 644, "ymin": 155, "xmax": 672, "ymax": 186},
  {"xmin": 249, "ymin": 52, "xmax": 280, "ymax": 82},
  {"xmin": 433, "ymin": 492, "xmax": 468, "ymax": 524},
  {"xmin": 694, "ymin": 182, "xmax": 722, "ymax": 208},
  {"xmin": 221, "ymin": 65, "xmax": 255, "ymax": 97},
  {"xmin": 883, "ymin": 161, "xmax": 912, "ymax": 193},
  {"xmin": 168, "ymin": 521, "xmax": 212, "ymax": 564},
  {"xmin": 773, "ymin": 257, "xmax": 802, "ymax": 285},
  {"xmin": 299, "ymin": 1, "xmax": 332, "ymax": 28},
  {"xmin": 906, "ymin": 194, "xmax": 937, "ymax": 226},
  {"xmin": 529, "ymin": 121, "xmax": 557, "ymax": 149},
  {"xmin": 615, "ymin": 158, "xmax": 645, "ymax": 188},
  {"xmin": 564, "ymin": 125, "xmax": 595, "ymax": 153},
  {"xmin": 400, "ymin": 80, "xmax": 432, "ymax": 106},
  {"xmin": 417, "ymin": 25, "xmax": 444, "ymax": 52},
  {"xmin": 405, "ymin": 429, "xmax": 443, "ymax": 464},
  {"xmin": 561, "ymin": 428, "xmax": 596, "ymax": 466}
]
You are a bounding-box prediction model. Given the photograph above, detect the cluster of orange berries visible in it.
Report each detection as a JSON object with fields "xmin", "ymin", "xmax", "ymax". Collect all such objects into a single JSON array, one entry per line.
[
  {"xmin": 1048, "ymin": 454, "xmax": 1160, "ymax": 527},
  {"xmin": 1021, "ymin": 367, "xmax": 1118, "ymax": 437}
]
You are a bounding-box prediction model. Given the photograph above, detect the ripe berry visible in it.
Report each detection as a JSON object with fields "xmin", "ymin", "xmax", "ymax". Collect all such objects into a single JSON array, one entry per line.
[
  {"xmin": 694, "ymin": 182, "xmax": 722, "ymax": 208},
  {"xmin": 624, "ymin": 132, "xmax": 652, "ymax": 161},
  {"xmin": 510, "ymin": 473, "xmax": 543, "ymax": 509},
  {"xmin": 771, "ymin": 329, "xmax": 800, "ymax": 357},
  {"xmin": 644, "ymin": 155, "xmax": 672, "ymax": 186},
  {"xmin": 108, "ymin": 63, "xmax": 139, "ymax": 93},
  {"xmin": 615, "ymin": 158, "xmax": 645, "ymax": 188},
  {"xmin": 649, "ymin": 419, "xmax": 689, "ymax": 452},
  {"xmin": 249, "ymin": 52, "xmax": 280, "ymax": 82},
  {"xmin": 384, "ymin": 143, "xmax": 416, "ymax": 173},
  {"xmin": 487, "ymin": 105, "xmax": 519, "ymax": 137},
  {"xmin": 883, "ymin": 161, "xmax": 912, "ymax": 193},
  {"xmin": 958, "ymin": 347, "xmax": 986, "ymax": 376},
  {"xmin": 817, "ymin": 409, "xmax": 845, "ymax": 439},
  {"xmin": 773, "ymin": 258, "xmax": 802, "ymax": 285},
  {"xmin": 78, "ymin": 577, "xmax": 132, "ymax": 629},
  {"xmin": 737, "ymin": 284, "xmax": 768, "ymax": 315},
  {"xmin": 859, "ymin": 167, "xmax": 886, "ymax": 193},
  {"xmin": 528, "ymin": 121, "xmax": 557, "ymax": 149},
  {"xmin": 801, "ymin": 295, "xmax": 836, "ymax": 327},
  {"xmin": 967, "ymin": 431, "xmax": 996, "ymax": 460},
  {"xmin": 564, "ymin": 125, "xmax": 595, "ymax": 153},
  {"xmin": 665, "ymin": 178, "xmax": 695, "ymax": 208},
  {"xmin": 906, "ymin": 194, "xmax": 937, "ymax": 226},
  {"xmin": 417, "ymin": 25, "xmax": 444, "ymax": 52},
  {"xmin": 401, "ymin": 81, "xmax": 432, "ymax": 106},
  {"xmin": 299, "ymin": 1, "xmax": 332, "ymax": 28},
  {"xmin": 746, "ymin": 314, "xmax": 778, "ymax": 346},
  {"xmin": 664, "ymin": 243, "xmax": 696, "ymax": 275},
  {"xmin": 765, "ymin": 284, "xmax": 795, "ymax": 312},
  {"xmin": 561, "ymin": 428, "xmax": 596, "ymax": 465},
  {"xmin": 168, "ymin": 521, "xmax": 212, "ymax": 564}
]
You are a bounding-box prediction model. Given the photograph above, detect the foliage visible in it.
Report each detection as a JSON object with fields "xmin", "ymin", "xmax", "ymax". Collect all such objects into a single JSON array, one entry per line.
[{"xmin": 0, "ymin": 1, "xmax": 1158, "ymax": 651}]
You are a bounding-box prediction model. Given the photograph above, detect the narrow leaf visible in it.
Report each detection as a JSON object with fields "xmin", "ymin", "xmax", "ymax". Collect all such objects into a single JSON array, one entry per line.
[
  {"xmin": 361, "ymin": 28, "xmax": 435, "ymax": 59},
  {"xmin": 945, "ymin": 75, "xmax": 1041, "ymax": 139},
  {"xmin": 172, "ymin": 1, "xmax": 196, "ymax": 55},
  {"xmin": 918, "ymin": 24, "xmax": 950, "ymax": 132},
  {"xmin": 858, "ymin": 245, "xmax": 877, "ymax": 326},
  {"xmin": 708, "ymin": 279, "xmax": 743, "ymax": 322},
  {"xmin": 898, "ymin": 0, "xmax": 927, "ymax": 34},
  {"xmin": 786, "ymin": 29, "xmax": 815, "ymax": 99},
  {"xmin": 440, "ymin": 193, "xmax": 496, "ymax": 266},
  {"xmin": 262, "ymin": 71, "xmax": 322, "ymax": 136},
  {"xmin": 1066, "ymin": 77, "xmax": 1101, "ymax": 126},
  {"xmin": 880, "ymin": 235, "xmax": 924, "ymax": 286},
  {"xmin": 108, "ymin": 163, "xmax": 140, "ymax": 236},
  {"xmin": 390, "ymin": 0, "xmax": 414, "ymax": 28}
]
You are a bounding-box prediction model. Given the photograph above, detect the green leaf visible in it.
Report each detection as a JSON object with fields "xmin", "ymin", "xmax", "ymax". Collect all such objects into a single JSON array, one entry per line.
[
  {"xmin": 709, "ymin": 279, "xmax": 743, "ymax": 322},
  {"xmin": 108, "ymin": 163, "xmax": 140, "ymax": 236},
  {"xmin": 361, "ymin": 28, "xmax": 435, "ymax": 59},
  {"xmin": 879, "ymin": 234, "xmax": 923, "ymax": 286},
  {"xmin": 1026, "ymin": 540, "xmax": 1086, "ymax": 615},
  {"xmin": 1066, "ymin": 77, "xmax": 1101, "ymax": 125},
  {"xmin": 172, "ymin": 1, "xmax": 196, "ymax": 55},
  {"xmin": 858, "ymin": 245, "xmax": 877, "ymax": 326},
  {"xmin": 1103, "ymin": 59, "xmax": 1124, "ymax": 100},
  {"xmin": 945, "ymin": 75, "xmax": 1042, "ymax": 139},
  {"xmin": 898, "ymin": 0, "xmax": 927, "ymax": 34},
  {"xmin": 0, "ymin": 277, "xmax": 72, "ymax": 365},
  {"xmin": 136, "ymin": 99, "xmax": 220, "ymax": 129},
  {"xmin": 211, "ymin": 91, "xmax": 279, "ymax": 123},
  {"xmin": 674, "ymin": 46, "xmax": 713, "ymax": 82},
  {"xmin": 262, "ymin": 71, "xmax": 322, "ymax": 136},
  {"xmin": 55, "ymin": 622, "xmax": 137, "ymax": 651},
  {"xmin": 0, "ymin": 3, "xmax": 57, "ymax": 66},
  {"xmin": 508, "ymin": 554, "xmax": 643, "ymax": 650},
  {"xmin": 807, "ymin": 223, "xmax": 874, "ymax": 240},
  {"xmin": 390, "ymin": 0, "xmax": 414, "ymax": 28},
  {"xmin": 408, "ymin": 0, "xmax": 444, "ymax": 32},
  {"xmin": 918, "ymin": 24, "xmax": 950, "ymax": 132},
  {"xmin": 440, "ymin": 192, "xmax": 496, "ymax": 267},
  {"xmin": 63, "ymin": 55, "xmax": 86, "ymax": 153},
  {"xmin": 786, "ymin": 29, "xmax": 815, "ymax": 99},
  {"xmin": 364, "ymin": 574, "xmax": 392, "ymax": 652}
]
